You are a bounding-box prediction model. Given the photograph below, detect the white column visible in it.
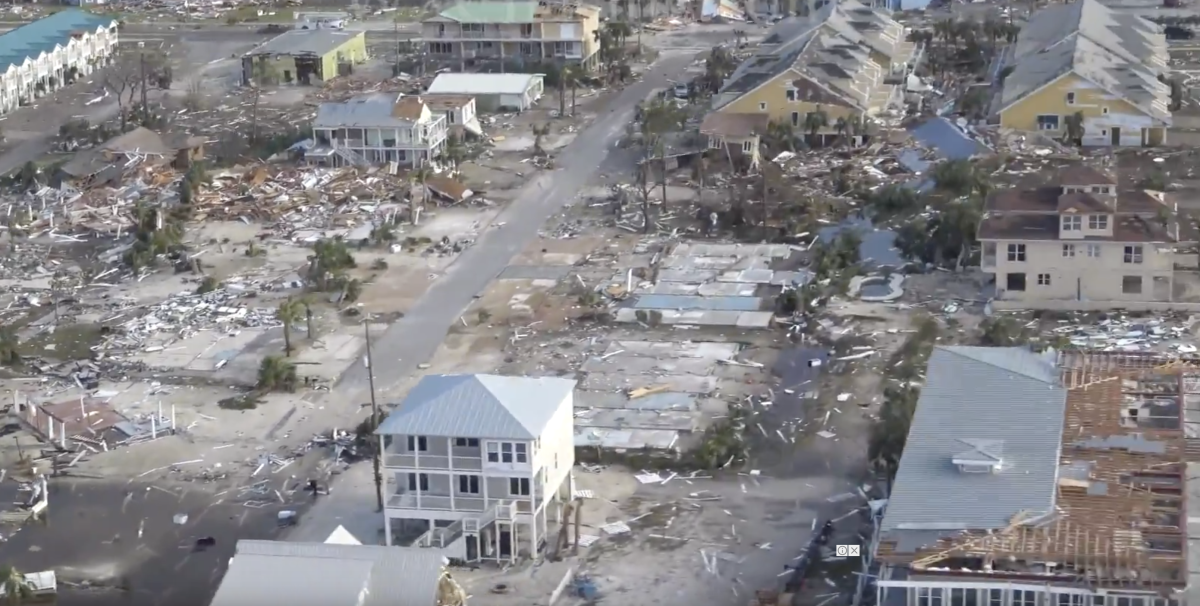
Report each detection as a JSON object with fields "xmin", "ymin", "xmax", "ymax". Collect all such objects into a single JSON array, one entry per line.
[{"xmin": 384, "ymin": 514, "xmax": 393, "ymax": 546}]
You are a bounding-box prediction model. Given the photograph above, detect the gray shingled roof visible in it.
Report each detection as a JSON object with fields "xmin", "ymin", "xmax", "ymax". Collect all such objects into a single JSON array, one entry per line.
[
  {"xmin": 879, "ymin": 347, "xmax": 1067, "ymax": 552},
  {"xmin": 1001, "ymin": 0, "xmax": 1170, "ymax": 122},
  {"xmin": 714, "ymin": 0, "xmax": 900, "ymax": 110},
  {"xmin": 315, "ymin": 93, "xmax": 415, "ymax": 128},
  {"xmin": 376, "ymin": 374, "xmax": 575, "ymax": 439},
  {"xmin": 209, "ymin": 541, "xmax": 448, "ymax": 606}
]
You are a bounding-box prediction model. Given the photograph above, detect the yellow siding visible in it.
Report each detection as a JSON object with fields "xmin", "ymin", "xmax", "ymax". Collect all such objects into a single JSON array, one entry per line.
[
  {"xmin": 718, "ymin": 72, "xmax": 861, "ymax": 133},
  {"xmin": 580, "ymin": 13, "xmax": 600, "ymax": 59},
  {"xmin": 1000, "ymin": 72, "xmax": 1144, "ymax": 132}
]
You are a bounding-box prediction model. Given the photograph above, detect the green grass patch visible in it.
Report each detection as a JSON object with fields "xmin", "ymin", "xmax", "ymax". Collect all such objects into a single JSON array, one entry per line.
[{"xmin": 21, "ymin": 323, "xmax": 104, "ymax": 361}]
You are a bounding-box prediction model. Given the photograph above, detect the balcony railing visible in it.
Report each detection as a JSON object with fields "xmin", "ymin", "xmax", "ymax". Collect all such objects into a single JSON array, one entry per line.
[
  {"xmin": 982, "ymin": 254, "xmax": 997, "ymax": 269},
  {"xmin": 384, "ymin": 454, "xmax": 483, "ymax": 469},
  {"xmin": 388, "ymin": 493, "xmax": 489, "ymax": 512}
]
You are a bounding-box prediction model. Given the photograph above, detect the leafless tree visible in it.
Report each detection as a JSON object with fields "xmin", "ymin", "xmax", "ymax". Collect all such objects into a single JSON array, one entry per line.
[{"xmin": 102, "ymin": 49, "xmax": 170, "ymax": 130}]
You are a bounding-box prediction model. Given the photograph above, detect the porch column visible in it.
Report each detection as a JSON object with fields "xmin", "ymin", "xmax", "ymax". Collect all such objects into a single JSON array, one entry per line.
[{"xmin": 384, "ymin": 514, "xmax": 393, "ymax": 546}]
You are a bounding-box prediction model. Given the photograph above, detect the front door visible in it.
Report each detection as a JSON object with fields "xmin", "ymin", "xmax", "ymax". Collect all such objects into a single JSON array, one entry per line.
[
  {"xmin": 499, "ymin": 529, "xmax": 512, "ymax": 557},
  {"xmin": 1111, "ymin": 127, "xmax": 1121, "ymax": 145}
]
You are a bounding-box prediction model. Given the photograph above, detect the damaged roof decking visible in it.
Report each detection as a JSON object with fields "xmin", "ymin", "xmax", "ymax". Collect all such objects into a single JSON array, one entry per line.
[
  {"xmin": 713, "ymin": 0, "xmax": 905, "ymax": 111},
  {"xmin": 1000, "ymin": 0, "xmax": 1170, "ymax": 122},
  {"xmin": 878, "ymin": 351, "xmax": 1190, "ymax": 588},
  {"xmin": 245, "ymin": 29, "xmax": 361, "ymax": 57}
]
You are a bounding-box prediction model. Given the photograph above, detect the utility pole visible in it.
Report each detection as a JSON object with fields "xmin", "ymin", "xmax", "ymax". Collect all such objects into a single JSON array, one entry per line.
[
  {"xmin": 364, "ymin": 321, "xmax": 384, "ymax": 512},
  {"xmin": 138, "ymin": 48, "xmax": 148, "ymax": 123}
]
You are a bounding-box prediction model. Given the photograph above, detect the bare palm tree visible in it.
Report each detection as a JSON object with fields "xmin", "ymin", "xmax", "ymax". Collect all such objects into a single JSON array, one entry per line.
[{"xmin": 276, "ymin": 298, "xmax": 305, "ymax": 357}]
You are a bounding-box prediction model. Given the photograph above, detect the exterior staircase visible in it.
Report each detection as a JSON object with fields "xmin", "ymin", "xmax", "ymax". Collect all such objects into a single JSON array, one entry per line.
[
  {"xmin": 413, "ymin": 500, "xmax": 518, "ymax": 557},
  {"xmin": 332, "ymin": 145, "xmax": 367, "ymax": 167}
]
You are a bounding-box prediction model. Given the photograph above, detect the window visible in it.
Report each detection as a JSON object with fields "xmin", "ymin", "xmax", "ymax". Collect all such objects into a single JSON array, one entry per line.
[
  {"xmin": 1038, "ymin": 273, "xmax": 1051, "ymax": 286},
  {"xmin": 988, "ymin": 590, "xmax": 1005, "ymax": 606},
  {"xmin": 1007, "ymin": 243, "xmax": 1026, "ymax": 262},
  {"xmin": 457, "ymin": 475, "xmax": 480, "ymax": 494},
  {"xmin": 1061, "ymin": 215, "xmax": 1082, "ymax": 231},
  {"xmin": 429, "ymin": 42, "xmax": 452, "ymax": 54},
  {"xmin": 515, "ymin": 443, "xmax": 528, "ymax": 463},
  {"xmin": 1102, "ymin": 106, "xmax": 1109, "ymax": 114},
  {"xmin": 1087, "ymin": 244, "xmax": 1102, "ymax": 257},
  {"xmin": 1089, "ymin": 214, "xmax": 1109, "ymax": 229},
  {"xmin": 1037, "ymin": 114, "xmax": 1061, "ymax": 130},
  {"xmin": 1006, "ymin": 273, "xmax": 1027, "ymax": 291},
  {"xmin": 520, "ymin": 23, "xmax": 534, "ymax": 36},
  {"xmin": 1062, "ymin": 244, "xmax": 1076, "ymax": 257},
  {"xmin": 952, "ymin": 589, "xmax": 966, "ymax": 606},
  {"xmin": 407, "ymin": 473, "xmax": 429, "ymax": 491},
  {"xmin": 406, "ymin": 436, "xmax": 427, "ymax": 451},
  {"xmin": 1057, "ymin": 596, "xmax": 1084, "ymax": 606},
  {"xmin": 1093, "ymin": 597, "xmax": 1105, "ymax": 606},
  {"xmin": 1123, "ymin": 275, "xmax": 1143, "ymax": 294},
  {"xmin": 786, "ymin": 89, "xmax": 797, "ymax": 101},
  {"xmin": 509, "ymin": 477, "xmax": 531, "ymax": 496},
  {"xmin": 1124, "ymin": 245, "xmax": 1144, "ymax": 264},
  {"xmin": 918, "ymin": 588, "xmax": 945, "ymax": 606},
  {"xmin": 742, "ymin": 140, "xmax": 753, "ymax": 153},
  {"xmin": 500, "ymin": 442, "xmax": 514, "ymax": 463},
  {"xmin": 453, "ymin": 438, "xmax": 479, "ymax": 447},
  {"xmin": 758, "ymin": 102, "xmax": 767, "ymax": 111},
  {"xmin": 791, "ymin": 111, "xmax": 800, "ymax": 126},
  {"xmin": 1066, "ymin": 92, "xmax": 1076, "ymax": 104},
  {"xmin": 486, "ymin": 441, "xmax": 499, "ymax": 462},
  {"xmin": 1013, "ymin": 590, "xmax": 1037, "ymax": 606}
]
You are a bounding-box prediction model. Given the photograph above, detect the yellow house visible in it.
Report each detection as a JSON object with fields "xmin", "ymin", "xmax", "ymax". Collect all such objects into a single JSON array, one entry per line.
[
  {"xmin": 997, "ymin": 0, "xmax": 1170, "ymax": 146},
  {"xmin": 422, "ymin": 1, "xmax": 602, "ymax": 71},
  {"xmin": 709, "ymin": 0, "xmax": 910, "ymax": 140},
  {"xmin": 241, "ymin": 29, "xmax": 368, "ymax": 86}
]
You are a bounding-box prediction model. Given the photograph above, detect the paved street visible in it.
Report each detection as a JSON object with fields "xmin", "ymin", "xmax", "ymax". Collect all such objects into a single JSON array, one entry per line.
[{"xmin": 295, "ymin": 51, "xmax": 698, "ymax": 543}]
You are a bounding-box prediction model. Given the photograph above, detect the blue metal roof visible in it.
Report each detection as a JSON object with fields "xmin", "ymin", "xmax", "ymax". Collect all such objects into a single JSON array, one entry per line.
[
  {"xmin": 908, "ymin": 118, "xmax": 992, "ymax": 161},
  {"xmin": 0, "ymin": 10, "xmax": 115, "ymax": 72}
]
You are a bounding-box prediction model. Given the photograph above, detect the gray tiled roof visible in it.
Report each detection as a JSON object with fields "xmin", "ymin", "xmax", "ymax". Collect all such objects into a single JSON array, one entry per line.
[
  {"xmin": 210, "ymin": 541, "xmax": 448, "ymax": 606},
  {"xmin": 376, "ymin": 374, "xmax": 575, "ymax": 440},
  {"xmin": 1001, "ymin": 0, "xmax": 1170, "ymax": 122},
  {"xmin": 714, "ymin": 0, "xmax": 900, "ymax": 111},
  {"xmin": 879, "ymin": 347, "xmax": 1067, "ymax": 552}
]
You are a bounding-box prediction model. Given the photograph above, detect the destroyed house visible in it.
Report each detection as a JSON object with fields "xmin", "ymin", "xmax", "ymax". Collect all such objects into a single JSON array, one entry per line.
[
  {"xmin": 978, "ymin": 165, "xmax": 1200, "ymax": 306},
  {"xmin": 874, "ymin": 348, "xmax": 1191, "ymax": 606},
  {"xmin": 375, "ymin": 374, "xmax": 577, "ymax": 563},
  {"xmin": 55, "ymin": 127, "xmax": 205, "ymax": 188},
  {"xmin": 308, "ymin": 93, "xmax": 449, "ymax": 168}
]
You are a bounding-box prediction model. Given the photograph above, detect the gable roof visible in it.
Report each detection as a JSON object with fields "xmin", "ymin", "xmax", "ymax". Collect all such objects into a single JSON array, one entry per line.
[
  {"xmin": 314, "ymin": 93, "xmax": 431, "ymax": 128},
  {"xmin": 0, "ymin": 10, "xmax": 114, "ymax": 73},
  {"xmin": 210, "ymin": 541, "xmax": 449, "ymax": 606},
  {"xmin": 714, "ymin": 0, "xmax": 900, "ymax": 112},
  {"xmin": 376, "ymin": 374, "xmax": 575, "ymax": 439},
  {"xmin": 879, "ymin": 346, "xmax": 1067, "ymax": 552},
  {"xmin": 1000, "ymin": 0, "xmax": 1170, "ymax": 122}
]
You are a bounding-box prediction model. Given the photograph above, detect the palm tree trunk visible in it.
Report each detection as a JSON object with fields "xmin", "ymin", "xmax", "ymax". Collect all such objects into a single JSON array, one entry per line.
[
  {"xmin": 283, "ymin": 323, "xmax": 292, "ymax": 356},
  {"xmin": 571, "ymin": 84, "xmax": 577, "ymax": 115}
]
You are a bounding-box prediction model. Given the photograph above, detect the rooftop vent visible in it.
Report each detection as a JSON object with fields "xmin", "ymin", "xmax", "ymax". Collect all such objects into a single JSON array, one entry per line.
[{"xmin": 952, "ymin": 438, "xmax": 1004, "ymax": 474}]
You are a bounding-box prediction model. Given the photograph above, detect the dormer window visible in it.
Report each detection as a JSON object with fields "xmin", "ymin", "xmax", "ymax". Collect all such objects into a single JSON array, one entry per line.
[
  {"xmin": 1088, "ymin": 215, "xmax": 1109, "ymax": 230},
  {"xmin": 1061, "ymin": 215, "xmax": 1082, "ymax": 231}
]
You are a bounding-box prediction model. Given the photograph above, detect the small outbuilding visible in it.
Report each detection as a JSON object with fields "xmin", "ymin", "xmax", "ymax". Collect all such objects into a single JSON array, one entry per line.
[
  {"xmin": 241, "ymin": 29, "xmax": 367, "ymax": 86},
  {"xmin": 425, "ymin": 73, "xmax": 544, "ymax": 113}
]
